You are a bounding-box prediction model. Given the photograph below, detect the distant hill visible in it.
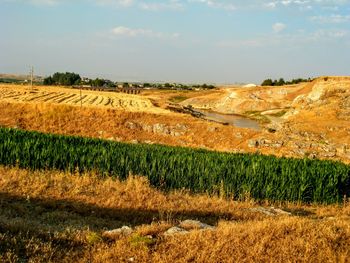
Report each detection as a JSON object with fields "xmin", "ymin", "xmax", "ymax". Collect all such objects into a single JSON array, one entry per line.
[{"xmin": 0, "ymin": 73, "xmax": 43, "ymax": 82}]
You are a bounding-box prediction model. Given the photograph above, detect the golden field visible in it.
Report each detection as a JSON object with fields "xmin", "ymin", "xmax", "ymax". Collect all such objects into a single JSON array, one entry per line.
[{"xmin": 0, "ymin": 166, "xmax": 349, "ymax": 262}]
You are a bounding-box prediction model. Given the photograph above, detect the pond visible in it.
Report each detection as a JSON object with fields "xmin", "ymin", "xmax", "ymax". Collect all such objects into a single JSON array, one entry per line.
[{"xmin": 194, "ymin": 109, "xmax": 261, "ymax": 131}]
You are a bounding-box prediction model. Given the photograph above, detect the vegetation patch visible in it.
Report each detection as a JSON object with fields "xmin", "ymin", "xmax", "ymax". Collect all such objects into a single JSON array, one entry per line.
[
  {"xmin": 267, "ymin": 110, "xmax": 288, "ymax": 117},
  {"xmin": 244, "ymin": 111, "xmax": 271, "ymax": 124},
  {"xmin": 0, "ymin": 127, "xmax": 349, "ymax": 204},
  {"xmin": 169, "ymin": 95, "xmax": 188, "ymax": 103}
]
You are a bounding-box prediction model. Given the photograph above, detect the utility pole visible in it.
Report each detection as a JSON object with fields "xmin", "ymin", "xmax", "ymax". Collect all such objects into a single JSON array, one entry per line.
[
  {"xmin": 80, "ymin": 87, "xmax": 83, "ymax": 108},
  {"xmin": 29, "ymin": 66, "xmax": 34, "ymax": 89}
]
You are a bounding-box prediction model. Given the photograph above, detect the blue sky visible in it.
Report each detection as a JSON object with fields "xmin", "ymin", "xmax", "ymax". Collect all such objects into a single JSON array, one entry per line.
[{"xmin": 1, "ymin": 0, "xmax": 349, "ymax": 83}]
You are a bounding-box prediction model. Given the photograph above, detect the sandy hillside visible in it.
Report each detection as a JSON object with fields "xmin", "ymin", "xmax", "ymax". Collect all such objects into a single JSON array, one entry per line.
[{"xmin": 180, "ymin": 83, "xmax": 309, "ymax": 114}]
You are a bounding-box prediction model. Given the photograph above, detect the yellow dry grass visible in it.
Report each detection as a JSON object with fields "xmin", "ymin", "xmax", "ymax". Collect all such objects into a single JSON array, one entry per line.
[
  {"xmin": 0, "ymin": 84, "xmax": 170, "ymax": 114},
  {"xmin": 0, "ymin": 101, "xmax": 257, "ymax": 152},
  {"xmin": 0, "ymin": 166, "xmax": 349, "ymax": 262}
]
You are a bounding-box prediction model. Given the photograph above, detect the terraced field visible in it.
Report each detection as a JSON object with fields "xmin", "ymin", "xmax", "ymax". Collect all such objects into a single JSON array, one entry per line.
[{"xmin": 0, "ymin": 84, "xmax": 169, "ymax": 114}]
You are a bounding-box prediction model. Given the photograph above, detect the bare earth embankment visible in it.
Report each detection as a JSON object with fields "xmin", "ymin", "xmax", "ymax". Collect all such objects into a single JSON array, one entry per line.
[{"xmin": 180, "ymin": 77, "xmax": 350, "ymax": 162}]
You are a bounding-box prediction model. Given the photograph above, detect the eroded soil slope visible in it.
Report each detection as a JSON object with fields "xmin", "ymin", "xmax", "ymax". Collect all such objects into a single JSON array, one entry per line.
[{"xmin": 181, "ymin": 77, "xmax": 350, "ymax": 162}]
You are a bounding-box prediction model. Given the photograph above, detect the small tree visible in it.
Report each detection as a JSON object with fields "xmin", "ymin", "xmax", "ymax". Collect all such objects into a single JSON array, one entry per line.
[
  {"xmin": 277, "ymin": 78, "xmax": 285, "ymax": 86},
  {"xmin": 43, "ymin": 76, "xmax": 53, "ymax": 85},
  {"xmin": 261, "ymin": 79, "xmax": 273, "ymax": 86}
]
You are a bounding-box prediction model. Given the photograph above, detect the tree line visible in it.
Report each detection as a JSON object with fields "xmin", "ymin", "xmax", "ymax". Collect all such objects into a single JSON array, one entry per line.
[
  {"xmin": 43, "ymin": 72, "xmax": 216, "ymax": 90},
  {"xmin": 261, "ymin": 78, "xmax": 313, "ymax": 86},
  {"xmin": 43, "ymin": 72, "xmax": 81, "ymax": 86}
]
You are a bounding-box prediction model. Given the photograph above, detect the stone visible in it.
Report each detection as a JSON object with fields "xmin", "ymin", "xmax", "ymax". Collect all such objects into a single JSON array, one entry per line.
[
  {"xmin": 153, "ymin": 123, "xmax": 169, "ymax": 134},
  {"xmin": 250, "ymin": 207, "xmax": 275, "ymax": 216},
  {"xmin": 207, "ymin": 126, "xmax": 218, "ymax": 132},
  {"xmin": 171, "ymin": 131, "xmax": 182, "ymax": 137},
  {"xmin": 248, "ymin": 139, "xmax": 259, "ymax": 148},
  {"xmin": 250, "ymin": 207, "xmax": 292, "ymax": 216},
  {"xmin": 141, "ymin": 124, "xmax": 153, "ymax": 132},
  {"xmin": 125, "ymin": 122, "xmax": 138, "ymax": 130},
  {"xmin": 164, "ymin": 226, "xmax": 189, "ymax": 236},
  {"xmin": 179, "ymin": 220, "xmax": 215, "ymax": 230},
  {"xmin": 271, "ymin": 207, "xmax": 292, "ymax": 216},
  {"xmin": 175, "ymin": 124, "xmax": 188, "ymax": 131},
  {"xmin": 234, "ymin": 132, "xmax": 243, "ymax": 139},
  {"xmin": 102, "ymin": 226, "xmax": 133, "ymax": 240}
]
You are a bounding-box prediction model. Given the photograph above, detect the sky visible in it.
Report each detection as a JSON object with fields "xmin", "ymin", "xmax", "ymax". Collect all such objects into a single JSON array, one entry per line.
[{"xmin": 0, "ymin": 0, "xmax": 349, "ymax": 84}]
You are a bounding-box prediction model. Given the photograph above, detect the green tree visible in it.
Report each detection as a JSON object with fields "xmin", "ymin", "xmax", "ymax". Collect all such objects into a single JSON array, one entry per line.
[
  {"xmin": 277, "ymin": 78, "xmax": 285, "ymax": 86},
  {"xmin": 50, "ymin": 72, "xmax": 81, "ymax": 86},
  {"xmin": 261, "ymin": 79, "xmax": 273, "ymax": 86},
  {"xmin": 91, "ymin": 78, "xmax": 106, "ymax": 87},
  {"xmin": 43, "ymin": 76, "xmax": 54, "ymax": 85}
]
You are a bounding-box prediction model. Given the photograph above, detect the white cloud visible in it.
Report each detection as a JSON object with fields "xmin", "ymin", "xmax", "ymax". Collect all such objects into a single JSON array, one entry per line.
[
  {"xmin": 310, "ymin": 14, "xmax": 350, "ymax": 23},
  {"xmin": 3, "ymin": 0, "xmax": 349, "ymax": 12},
  {"xmin": 261, "ymin": 0, "xmax": 350, "ymax": 11},
  {"xmin": 217, "ymin": 27, "xmax": 349, "ymax": 49},
  {"xmin": 264, "ymin": 2, "xmax": 277, "ymax": 9},
  {"xmin": 272, "ymin": 22, "xmax": 287, "ymax": 33},
  {"xmin": 94, "ymin": 0, "xmax": 185, "ymax": 11},
  {"xmin": 188, "ymin": 0, "xmax": 236, "ymax": 11},
  {"xmin": 139, "ymin": 0, "xmax": 184, "ymax": 11},
  {"xmin": 30, "ymin": 0, "xmax": 58, "ymax": 5},
  {"xmin": 312, "ymin": 29, "xmax": 348, "ymax": 39},
  {"xmin": 95, "ymin": 0, "xmax": 134, "ymax": 7},
  {"xmin": 111, "ymin": 26, "xmax": 180, "ymax": 39},
  {"xmin": 2, "ymin": 0, "xmax": 60, "ymax": 5}
]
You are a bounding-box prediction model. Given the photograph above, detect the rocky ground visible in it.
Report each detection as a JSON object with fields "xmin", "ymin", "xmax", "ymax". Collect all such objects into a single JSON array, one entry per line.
[
  {"xmin": 180, "ymin": 76, "xmax": 350, "ymax": 163},
  {"xmin": 246, "ymin": 77, "xmax": 350, "ymax": 162}
]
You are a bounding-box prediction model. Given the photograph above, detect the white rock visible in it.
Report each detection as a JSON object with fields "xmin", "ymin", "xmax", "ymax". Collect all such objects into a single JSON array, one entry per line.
[
  {"xmin": 164, "ymin": 226, "xmax": 189, "ymax": 236},
  {"xmin": 102, "ymin": 226, "xmax": 133, "ymax": 239},
  {"xmin": 250, "ymin": 207, "xmax": 292, "ymax": 216},
  {"xmin": 179, "ymin": 220, "xmax": 215, "ymax": 230}
]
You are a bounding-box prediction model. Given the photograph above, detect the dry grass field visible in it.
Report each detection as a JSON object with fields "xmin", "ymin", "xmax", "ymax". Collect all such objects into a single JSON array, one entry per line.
[
  {"xmin": 0, "ymin": 84, "xmax": 169, "ymax": 114},
  {"xmin": 0, "ymin": 166, "xmax": 349, "ymax": 262},
  {"xmin": 0, "ymin": 99, "xmax": 258, "ymax": 153}
]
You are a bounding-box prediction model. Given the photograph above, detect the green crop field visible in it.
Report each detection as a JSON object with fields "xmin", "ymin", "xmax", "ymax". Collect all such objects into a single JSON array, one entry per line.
[{"xmin": 0, "ymin": 127, "xmax": 349, "ymax": 203}]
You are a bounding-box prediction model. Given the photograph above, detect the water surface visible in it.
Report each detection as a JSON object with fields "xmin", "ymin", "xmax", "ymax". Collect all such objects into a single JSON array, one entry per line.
[{"xmin": 195, "ymin": 109, "xmax": 261, "ymax": 131}]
